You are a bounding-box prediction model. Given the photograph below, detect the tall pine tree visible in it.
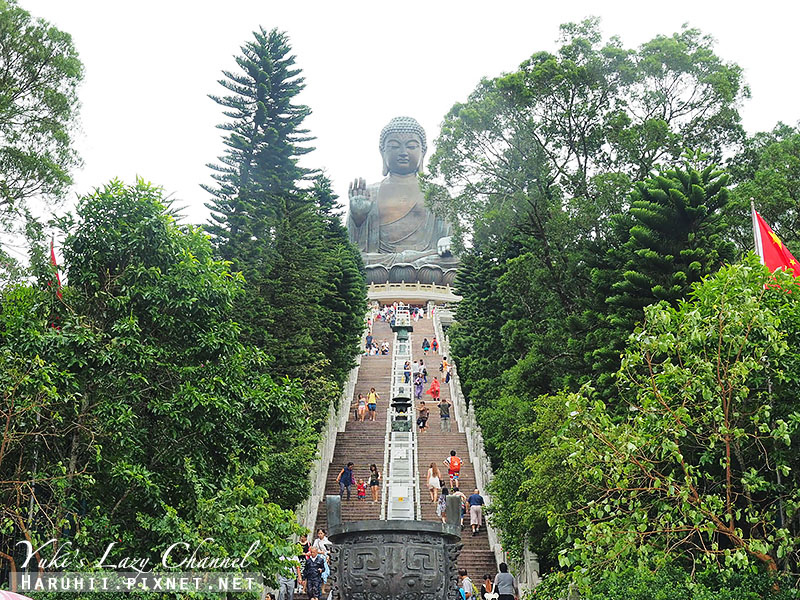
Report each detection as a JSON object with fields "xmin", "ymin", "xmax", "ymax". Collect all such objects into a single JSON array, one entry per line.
[
  {"xmin": 203, "ymin": 28, "xmax": 365, "ymax": 412},
  {"xmin": 203, "ymin": 27, "xmax": 313, "ymax": 261}
]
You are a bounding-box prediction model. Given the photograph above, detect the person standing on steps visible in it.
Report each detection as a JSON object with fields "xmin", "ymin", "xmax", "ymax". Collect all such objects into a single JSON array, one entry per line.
[
  {"xmin": 356, "ymin": 393, "xmax": 367, "ymax": 422},
  {"xmin": 420, "ymin": 359, "xmax": 428, "ymax": 382},
  {"xmin": 422, "ymin": 337, "xmax": 430, "ymax": 356},
  {"xmin": 480, "ymin": 574, "xmax": 493, "ymax": 600},
  {"xmin": 427, "ymin": 463, "xmax": 442, "ymax": 503},
  {"xmin": 468, "ymin": 488, "xmax": 485, "ymax": 536},
  {"xmin": 369, "ymin": 463, "xmax": 381, "ymax": 503},
  {"xmin": 438, "ymin": 397, "xmax": 452, "ymax": 432},
  {"xmin": 277, "ymin": 554, "xmax": 300, "ymax": 600},
  {"xmin": 427, "ymin": 376, "xmax": 440, "ymax": 403},
  {"xmin": 321, "ymin": 553, "xmax": 331, "ymax": 598},
  {"xmin": 301, "ymin": 546, "xmax": 325, "ymax": 600},
  {"xmin": 297, "ymin": 535, "xmax": 310, "ymax": 595},
  {"xmin": 312, "ymin": 528, "xmax": 331, "ymax": 556},
  {"xmin": 356, "ymin": 478, "xmax": 367, "ymax": 500},
  {"xmin": 414, "ymin": 373, "xmax": 424, "ymax": 401},
  {"xmin": 432, "ymin": 336, "xmax": 438, "ymax": 354},
  {"xmin": 452, "ymin": 486, "xmax": 467, "ymax": 529},
  {"xmin": 437, "ymin": 486, "xmax": 449, "ymax": 523},
  {"xmin": 459, "ymin": 569, "xmax": 474, "ymax": 600},
  {"xmin": 441, "ymin": 356, "xmax": 451, "ymax": 383},
  {"xmin": 403, "ymin": 360, "xmax": 412, "ymax": 384},
  {"xmin": 443, "ymin": 450, "xmax": 462, "ymax": 488},
  {"xmin": 367, "ymin": 387, "xmax": 379, "ymax": 421},
  {"xmin": 336, "ymin": 462, "xmax": 355, "ymax": 500},
  {"xmin": 417, "ymin": 400, "xmax": 430, "ymax": 432},
  {"xmin": 492, "ymin": 563, "xmax": 520, "ymax": 600}
]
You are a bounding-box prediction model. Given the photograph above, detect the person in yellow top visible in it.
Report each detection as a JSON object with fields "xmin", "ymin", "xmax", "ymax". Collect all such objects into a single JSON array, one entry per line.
[{"xmin": 367, "ymin": 387, "xmax": 380, "ymax": 422}]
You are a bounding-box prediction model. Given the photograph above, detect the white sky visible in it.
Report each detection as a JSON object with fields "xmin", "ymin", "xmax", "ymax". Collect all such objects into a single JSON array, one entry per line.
[{"xmin": 20, "ymin": 0, "xmax": 800, "ymax": 228}]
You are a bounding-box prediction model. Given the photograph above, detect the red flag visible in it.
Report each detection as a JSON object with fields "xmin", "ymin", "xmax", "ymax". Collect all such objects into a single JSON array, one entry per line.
[
  {"xmin": 50, "ymin": 238, "xmax": 63, "ymax": 299},
  {"xmin": 752, "ymin": 204, "xmax": 799, "ymax": 277}
]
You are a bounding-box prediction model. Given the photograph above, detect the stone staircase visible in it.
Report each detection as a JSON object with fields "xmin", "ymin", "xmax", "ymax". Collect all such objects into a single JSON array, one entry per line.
[
  {"xmin": 413, "ymin": 317, "xmax": 498, "ymax": 582},
  {"xmin": 309, "ymin": 313, "xmax": 497, "ymax": 589},
  {"xmin": 314, "ymin": 320, "xmax": 392, "ymax": 532}
]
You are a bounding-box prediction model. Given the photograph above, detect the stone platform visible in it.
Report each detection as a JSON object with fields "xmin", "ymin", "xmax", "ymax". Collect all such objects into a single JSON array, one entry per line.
[{"xmin": 367, "ymin": 282, "xmax": 461, "ymax": 305}]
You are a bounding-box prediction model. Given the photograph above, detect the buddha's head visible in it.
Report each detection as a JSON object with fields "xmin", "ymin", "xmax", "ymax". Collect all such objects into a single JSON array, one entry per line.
[{"xmin": 379, "ymin": 116, "xmax": 427, "ymax": 176}]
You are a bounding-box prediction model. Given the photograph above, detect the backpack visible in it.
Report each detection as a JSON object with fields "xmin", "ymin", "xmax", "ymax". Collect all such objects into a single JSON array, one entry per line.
[
  {"xmin": 471, "ymin": 582, "xmax": 481, "ymax": 600},
  {"xmin": 450, "ymin": 456, "xmax": 462, "ymax": 471}
]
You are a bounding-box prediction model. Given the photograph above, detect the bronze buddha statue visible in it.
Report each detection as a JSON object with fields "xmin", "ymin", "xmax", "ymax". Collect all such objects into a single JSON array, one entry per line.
[{"xmin": 347, "ymin": 117, "xmax": 457, "ymax": 281}]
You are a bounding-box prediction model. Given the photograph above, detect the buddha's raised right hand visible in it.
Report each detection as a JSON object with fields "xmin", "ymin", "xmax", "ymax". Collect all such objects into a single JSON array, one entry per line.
[{"xmin": 348, "ymin": 177, "xmax": 372, "ymax": 226}]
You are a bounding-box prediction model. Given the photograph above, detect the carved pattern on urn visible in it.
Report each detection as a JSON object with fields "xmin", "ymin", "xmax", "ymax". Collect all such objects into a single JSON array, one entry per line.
[{"xmin": 330, "ymin": 533, "xmax": 462, "ymax": 600}]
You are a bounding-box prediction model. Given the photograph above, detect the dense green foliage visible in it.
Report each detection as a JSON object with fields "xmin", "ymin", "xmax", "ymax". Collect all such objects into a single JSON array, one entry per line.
[
  {"xmin": 203, "ymin": 27, "xmax": 312, "ymax": 256},
  {"xmin": 0, "ymin": 0, "xmax": 83, "ymax": 218},
  {"xmin": 562, "ymin": 261, "xmax": 800, "ymax": 576},
  {"xmin": 727, "ymin": 124, "xmax": 800, "ymax": 252},
  {"xmin": 536, "ymin": 564, "xmax": 797, "ymax": 599},
  {"xmin": 1, "ymin": 180, "xmax": 304, "ymax": 584},
  {"xmin": 430, "ymin": 18, "xmax": 800, "ymax": 595},
  {"xmin": 1, "ymin": 24, "xmax": 366, "ymax": 592},
  {"xmin": 595, "ymin": 158, "xmax": 737, "ymax": 396},
  {"xmin": 529, "ymin": 260, "xmax": 800, "ymax": 594},
  {"xmin": 0, "ymin": 0, "xmax": 83, "ymax": 283},
  {"xmin": 429, "ymin": 19, "xmax": 748, "ymax": 410}
]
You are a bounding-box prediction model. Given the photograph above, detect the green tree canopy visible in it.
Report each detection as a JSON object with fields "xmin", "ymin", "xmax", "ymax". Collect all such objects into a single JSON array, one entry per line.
[
  {"xmin": 552, "ymin": 258, "xmax": 800, "ymax": 584},
  {"xmin": 0, "ymin": 0, "xmax": 83, "ymax": 221},
  {"xmin": 727, "ymin": 123, "xmax": 800, "ymax": 252},
  {"xmin": 202, "ymin": 28, "xmax": 365, "ymax": 393},
  {"xmin": 203, "ymin": 26, "xmax": 312, "ymax": 259},
  {"xmin": 1, "ymin": 180, "xmax": 307, "ymax": 582},
  {"xmin": 427, "ymin": 18, "xmax": 747, "ymax": 249},
  {"xmin": 431, "ymin": 20, "xmax": 758, "ymax": 580}
]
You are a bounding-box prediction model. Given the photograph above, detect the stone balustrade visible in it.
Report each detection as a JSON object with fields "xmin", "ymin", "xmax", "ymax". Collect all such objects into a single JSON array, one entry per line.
[
  {"xmin": 296, "ymin": 343, "xmax": 362, "ymax": 534},
  {"xmin": 434, "ymin": 309, "xmax": 541, "ymax": 592}
]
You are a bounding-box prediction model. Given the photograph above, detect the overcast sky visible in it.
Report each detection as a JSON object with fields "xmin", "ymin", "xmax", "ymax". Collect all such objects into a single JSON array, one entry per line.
[{"xmin": 20, "ymin": 0, "xmax": 800, "ymax": 230}]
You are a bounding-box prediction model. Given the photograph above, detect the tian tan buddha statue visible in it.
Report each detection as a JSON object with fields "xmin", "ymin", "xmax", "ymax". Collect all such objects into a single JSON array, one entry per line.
[{"xmin": 347, "ymin": 116, "xmax": 458, "ymax": 285}]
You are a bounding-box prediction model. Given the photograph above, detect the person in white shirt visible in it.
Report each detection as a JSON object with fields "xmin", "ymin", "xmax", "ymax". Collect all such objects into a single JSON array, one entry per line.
[{"xmin": 312, "ymin": 528, "xmax": 331, "ymax": 556}]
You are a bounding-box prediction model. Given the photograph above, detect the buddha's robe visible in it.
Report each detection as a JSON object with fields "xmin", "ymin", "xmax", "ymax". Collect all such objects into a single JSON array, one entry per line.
[{"xmin": 347, "ymin": 175, "xmax": 454, "ymax": 268}]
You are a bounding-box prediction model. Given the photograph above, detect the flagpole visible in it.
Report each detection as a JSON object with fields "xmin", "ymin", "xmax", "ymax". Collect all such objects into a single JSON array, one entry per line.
[{"xmin": 751, "ymin": 198, "xmax": 764, "ymax": 264}]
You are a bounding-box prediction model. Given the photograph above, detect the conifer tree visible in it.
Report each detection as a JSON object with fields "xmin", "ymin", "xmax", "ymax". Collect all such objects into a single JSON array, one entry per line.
[
  {"xmin": 203, "ymin": 27, "xmax": 313, "ymax": 262},
  {"xmin": 203, "ymin": 29, "xmax": 365, "ymax": 402},
  {"xmin": 311, "ymin": 175, "xmax": 367, "ymax": 383},
  {"xmin": 596, "ymin": 159, "xmax": 736, "ymax": 395}
]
